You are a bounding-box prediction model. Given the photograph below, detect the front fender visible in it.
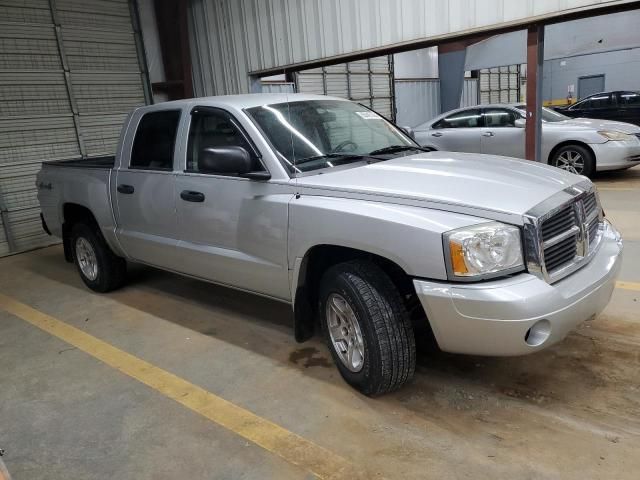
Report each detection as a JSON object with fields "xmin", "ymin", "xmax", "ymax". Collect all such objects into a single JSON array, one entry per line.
[{"xmin": 288, "ymin": 195, "xmax": 490, "ymax": 286}]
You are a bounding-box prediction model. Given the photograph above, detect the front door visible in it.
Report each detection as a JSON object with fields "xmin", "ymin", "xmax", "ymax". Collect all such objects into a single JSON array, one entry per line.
[
  {"xmin": 115, "ymin": 109, "xmax": 181, "ymax": 268},
  {"xmin": 480, "ymin": 107, "xmax": 525, "ymax": 158},
  {"xmin": 174, "ymin": 107, "xmax": 291, "ymax": 300}
]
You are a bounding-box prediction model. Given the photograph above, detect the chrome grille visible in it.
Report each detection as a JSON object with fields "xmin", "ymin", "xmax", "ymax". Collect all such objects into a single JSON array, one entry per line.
[
  {"xmin": 541, "ymin": 205, "xmax": 577, "ymax": 242},
  {"xmin": 541, "ymin": 206, "xmax": 579, "ymax": 272},
  {"xmin": 584, "ymin": 192, "xmax": 598, "ymax": 217},
  {"xmin": 526, "ymin": 185, "xmax": 604, "ymax": 282}
]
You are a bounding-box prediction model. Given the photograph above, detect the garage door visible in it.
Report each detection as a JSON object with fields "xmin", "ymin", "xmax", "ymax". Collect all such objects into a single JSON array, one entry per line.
[
  {"xmin": 0, "ymin": 0, "xmax": 149, "ymax": 257},
  {"xmin": 296, "ymin": 56, "xmax": 395, "ymax": 120}
]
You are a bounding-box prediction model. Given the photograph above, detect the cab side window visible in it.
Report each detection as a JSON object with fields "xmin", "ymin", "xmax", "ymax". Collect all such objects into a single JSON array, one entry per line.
[
  {"xmin": 187, "ymin": 109, "xmax": 264, "ymax": 174},
  {"xmin": 433, "ymin": 109, "xmax": 482, "ymax": 129},
  {"xmin": 619, "ymin": 92, "xmax": 640, "ymax": 106},
  {"xmin": 130, "ymin": 110, "xmax": 181, "ymax": 170},
  {"xmin": 575, "ymin": 94, "xmax": 612, "ymax": 110},
  {"xmin": 483, "ymin": 108, "xmax": 518, "ymax": 127}
]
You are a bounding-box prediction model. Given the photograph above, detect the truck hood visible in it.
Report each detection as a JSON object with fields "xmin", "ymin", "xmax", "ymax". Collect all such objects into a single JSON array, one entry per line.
[
  {"xmin": 553, "ymin": 117, "xmax": 640, "ymax": 134},
  {"xmin": 295, "ymin": 151, "xmax": 585, "ymax": 219}
]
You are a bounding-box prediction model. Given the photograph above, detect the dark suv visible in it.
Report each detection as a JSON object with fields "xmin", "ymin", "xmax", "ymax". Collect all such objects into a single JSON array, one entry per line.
[{"xmin": 555, "ymin": 91, "xmax": 640, "ymax": 126}]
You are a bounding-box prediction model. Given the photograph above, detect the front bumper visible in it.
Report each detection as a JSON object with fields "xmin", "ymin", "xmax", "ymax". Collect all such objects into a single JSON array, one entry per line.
[
  {"xmin": 414, "ymin": 221, "xmax": 623, "ymax": 356},
  {"xmin": 591, "ymin": 140, "xmax": 640, "ymax": 171}
]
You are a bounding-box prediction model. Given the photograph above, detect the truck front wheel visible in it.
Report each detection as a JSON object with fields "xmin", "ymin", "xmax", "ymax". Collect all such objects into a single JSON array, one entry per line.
[
  {"xmin": 319, "ymin": 260, "xmax": 416, "ymax": 396},
  {"xmin": 70, "ymin": 223, "xmax": 126, "ymax": 293}
]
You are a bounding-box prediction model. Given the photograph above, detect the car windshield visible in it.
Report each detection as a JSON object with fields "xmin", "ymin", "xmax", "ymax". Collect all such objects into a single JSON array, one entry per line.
[
  {"xmin": 245, "ymin": 100, "xmax": 416, "ymax": 174},
  {"xmin": 514, "ymin": 105, "xmax": 570, "ymax": 123}
]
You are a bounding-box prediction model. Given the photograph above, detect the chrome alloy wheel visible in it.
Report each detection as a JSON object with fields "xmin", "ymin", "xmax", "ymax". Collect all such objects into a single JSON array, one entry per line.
[
  {"xmin": 76, "ymin": 237, "xmax": 98, "ymax": 281},
  {"xmin": 556, "ymin": 150, "xmax": 585, "ymax": 174},
  {"xmin": 326, "ymin": 293, "xmax": 365, "ymax": 372}
]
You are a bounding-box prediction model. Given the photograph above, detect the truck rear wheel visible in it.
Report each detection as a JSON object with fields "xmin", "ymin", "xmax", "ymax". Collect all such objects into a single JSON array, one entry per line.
[
  {"xmin": 70, "ymin": 223, "xmax": 126, "ymax": 293},
  {"xmin": 319, "ymin": 260, "xmax": 416, "ymax": 396}
]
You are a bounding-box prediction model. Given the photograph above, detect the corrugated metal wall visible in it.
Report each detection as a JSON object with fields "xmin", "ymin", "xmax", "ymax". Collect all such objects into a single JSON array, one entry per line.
[
  {"xmin": 0, "ymin": 0, "xmax": 149, "ymax": 256},
  {"xmin": 296, "ymin": 56, "xmax": 395, "ymax": 119},
  {"xmin": 395, "ymin": 78, "xmax": 478, "ymax": 127},
  {"xmin": 188, "ymin": 0, "xmax": 632, "ymax": 96}
]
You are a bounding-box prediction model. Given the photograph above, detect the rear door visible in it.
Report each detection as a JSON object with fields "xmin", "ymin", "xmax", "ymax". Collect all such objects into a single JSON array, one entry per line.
[
  {"xmin": 174, "ymin": 106, "xmax": 291, "ymax": 300},
  {"xmin": 480, "ymin": 107, "xmax": 525, "ymax": 158},
  {"xmin": 425, "ymin": 109, "xmax": 483, "ymax": 153},
  {"xmin": 617, "ymin": 91, "xmax": 640, "ymax": 126},
  {"xmin": 114, "ymin": 109, "xmax": 181, "ymax": 268}
]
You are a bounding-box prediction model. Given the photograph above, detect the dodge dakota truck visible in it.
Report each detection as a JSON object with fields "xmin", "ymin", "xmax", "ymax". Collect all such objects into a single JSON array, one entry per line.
[{"xmin": 37, "ymin": 93, "xmax": 623, "ymax": 396}]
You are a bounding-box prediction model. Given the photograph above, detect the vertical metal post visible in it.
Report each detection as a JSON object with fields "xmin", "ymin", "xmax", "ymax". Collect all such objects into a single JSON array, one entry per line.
[
  {"xmin": 49, "ymin": 0, "xmax": 86, "ymax": 158},
  {"xmin": 129, "ymin": 0, "xmax": 153, "ymax": 105},
  {"xmin": 346, "ymin": 62, "xmax": 352, "ymax": 100},
  {"xmin": 388, "ymin": 54, "xmax": 396, "ymax": 122},
  {"xmin": 367, "ymin": 58, "xmax": 373, "ymax": 109},
  {"xmin": 321, "ymin": 66, "xmax": 328, "ymax": 95},
  {"xmin": 525, "ymin": 24, "xmax": 545, "ymax": 162}
]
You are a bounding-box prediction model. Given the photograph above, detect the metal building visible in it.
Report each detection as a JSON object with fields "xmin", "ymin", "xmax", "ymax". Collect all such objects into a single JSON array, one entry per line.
[{"xmin": 0, "ymin": 0, "xmax": 149, "ymax": 256}]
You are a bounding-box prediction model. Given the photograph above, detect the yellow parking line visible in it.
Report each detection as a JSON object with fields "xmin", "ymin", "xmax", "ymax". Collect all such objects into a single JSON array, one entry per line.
[
  {"xmin": 0, "ymin": 293, "xmax": 362, "ymax": 480},
  {"xmin": 616, "ymin": 281, "xmax": 640, "ymax": 292}
]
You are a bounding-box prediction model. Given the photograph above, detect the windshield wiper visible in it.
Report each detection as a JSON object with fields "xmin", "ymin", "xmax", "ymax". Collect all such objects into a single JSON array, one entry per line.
[
  {"xmin": 296, "ymin": 153, "xmax": 368, "ymax": 165},
  {"xmin": 368, "ymin": 145, "xmax": 432, "ymax": 156}
]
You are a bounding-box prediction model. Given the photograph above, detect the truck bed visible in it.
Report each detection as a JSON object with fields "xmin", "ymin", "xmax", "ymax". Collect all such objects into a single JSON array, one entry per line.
[{"xmin": 43, "ymin": 156, "xmax": 115, "ymax": 169}]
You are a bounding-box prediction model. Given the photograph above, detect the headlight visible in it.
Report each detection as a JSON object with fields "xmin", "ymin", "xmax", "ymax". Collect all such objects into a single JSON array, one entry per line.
[
  {"xmin": 598, "ymin": 130, "xmax": 634, "ymax": 141},
  {"xmin": 444, "ymin": 222, "xmax": 524, "ymax": 280}
]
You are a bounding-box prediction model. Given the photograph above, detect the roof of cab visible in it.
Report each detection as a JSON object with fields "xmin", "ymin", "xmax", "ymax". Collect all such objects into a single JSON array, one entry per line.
[{"xmin": 136, "ymin": 93, "xmax": 350, "ymax": 112}]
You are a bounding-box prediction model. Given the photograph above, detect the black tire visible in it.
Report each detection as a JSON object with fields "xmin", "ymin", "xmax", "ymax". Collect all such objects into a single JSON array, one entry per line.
[
  {"xmin": 70, "ymin": 223, "xmax": 127, "ymax": 293},
  {"xmin": 551, "ymin": 144, "xmax": 595, "ymax": 178},
  {"xmin": 319, "ymin": 260, "xmax": 416, "ymax": 396}
]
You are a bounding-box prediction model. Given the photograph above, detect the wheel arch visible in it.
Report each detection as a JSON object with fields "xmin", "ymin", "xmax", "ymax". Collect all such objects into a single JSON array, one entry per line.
[
  {"xmin": 292, "ymin": 244, "xmax": 420, "ymax": 342},
  {"xmin": 61, "ymin": 203, "xmax": 101, "ymax": 262},
  {"xmin": 547, "ymin": 140, "xmax": 595, "ymax": 166}
]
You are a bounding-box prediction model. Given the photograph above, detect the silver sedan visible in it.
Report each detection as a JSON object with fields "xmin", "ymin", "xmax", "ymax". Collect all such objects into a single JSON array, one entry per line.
[{"xmin": 414, "ymin": 104, "xmax": 640, "ymax": 177}]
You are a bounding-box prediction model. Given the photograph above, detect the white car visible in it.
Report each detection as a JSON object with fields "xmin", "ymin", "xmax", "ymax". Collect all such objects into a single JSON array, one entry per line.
[{"xmin": 414, "ymin": 104, "xmax": 640, "ymax": 177}]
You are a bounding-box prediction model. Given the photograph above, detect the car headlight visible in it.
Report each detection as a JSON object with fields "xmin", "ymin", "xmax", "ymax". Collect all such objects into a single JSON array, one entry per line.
[
  {"xmin": 598, "ymin": 130, "xmax": 634, "ymax": 141},
  {"xmin": 444, "ymin": 222, "xmax": 524, "ymax": 280}
]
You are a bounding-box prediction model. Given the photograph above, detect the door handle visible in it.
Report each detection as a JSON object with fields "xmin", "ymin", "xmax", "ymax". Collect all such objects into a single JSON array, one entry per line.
[
  {"xmin": 482, "ymin": 131, "xmax": 495, "ymax": 137},
  {"xmin": 180, "ymin": 190, "xmax": 205, "ymax": 203},
  {"xmin": 117, "ymin": 184, "xmax": 135, "ymax": 194},
  {"xmin": 431, "ymin": 132, "xmax": 443, "ymax": 137}
]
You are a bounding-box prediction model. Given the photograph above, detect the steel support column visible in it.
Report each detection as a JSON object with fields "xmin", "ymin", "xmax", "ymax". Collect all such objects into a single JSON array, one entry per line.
[{"xmin": 525, "ymin": 24, "xmax": 545, "ymax": 162}]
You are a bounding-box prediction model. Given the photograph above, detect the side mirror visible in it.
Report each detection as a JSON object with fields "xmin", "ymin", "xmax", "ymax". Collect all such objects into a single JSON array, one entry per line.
[
  {"xmin": 401, "ymin": 126, "xmax": 416, "ymax": 139},
  {"xmin": 199, "ymin": 146, "xmax": 252, "ymax": 175},
  {"xmin": 514, "ymin": 118, "xmax": 526, "ymax": 128}
]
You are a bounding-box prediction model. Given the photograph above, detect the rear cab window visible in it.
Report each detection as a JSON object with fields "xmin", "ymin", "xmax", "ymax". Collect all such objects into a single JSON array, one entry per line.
[{"xmin": 130, "ymin": 110, "xmax": 181, "ymax": 170}]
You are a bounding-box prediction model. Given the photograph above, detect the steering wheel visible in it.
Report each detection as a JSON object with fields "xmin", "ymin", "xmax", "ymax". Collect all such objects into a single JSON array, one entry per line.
[{"xmin": 333, "ymin": 140, "xmax": 358, "ymax": 153}]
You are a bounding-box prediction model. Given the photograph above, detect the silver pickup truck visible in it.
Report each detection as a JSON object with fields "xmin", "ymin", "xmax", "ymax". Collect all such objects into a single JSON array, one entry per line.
[{"xmin": 37, "ymin": 93, "xmax": 623, "ymax": 396}]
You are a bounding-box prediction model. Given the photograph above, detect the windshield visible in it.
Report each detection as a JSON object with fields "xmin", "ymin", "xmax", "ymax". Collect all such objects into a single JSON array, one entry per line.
[
  {"xmin": 245, "ymin": 100, "xmax": 415, "ymax": 174},
  {"xmin": 514, "ymin": 105, "xmax": 570, "ymax": 123}
]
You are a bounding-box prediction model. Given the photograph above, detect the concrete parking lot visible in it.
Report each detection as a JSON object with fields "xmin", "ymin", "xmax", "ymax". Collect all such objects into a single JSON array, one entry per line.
[{"xmin": 1, "ymin": 168, "xmax": 639, "ymax": 480}]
